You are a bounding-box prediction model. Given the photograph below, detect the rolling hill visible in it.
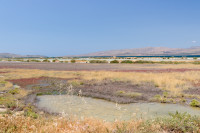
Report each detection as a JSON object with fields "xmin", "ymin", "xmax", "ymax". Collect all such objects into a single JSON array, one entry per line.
[
  {"xmin": 77, "ymin": 46, "xmax": 200, "ymax": 57},
  {"xmin": 0, "ymin": 53, "xmax": 47, "ymax": 58}
]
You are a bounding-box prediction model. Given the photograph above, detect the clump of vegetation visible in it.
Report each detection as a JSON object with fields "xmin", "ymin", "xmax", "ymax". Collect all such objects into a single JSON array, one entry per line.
[
  {"xmin": 0, "ymin": 96, "xmax": 17, "ymax": 109},
  {"xmin": 163, "ymin": 91, "xmax": 168, "ymax": 98},
  {"xmin": 190, "ymin": 99, "xmax": 200, "ymax": 107},
  {"xmin": 121, "ymin": 60, "xmax": 133, "ymax": 64},
  {"xmin": 36, "ymin": 92, "xmax": 52, "ymax": 96},
  {"xmin": 71, "ymin": 59, "xmax": 76, "ymax": 63},
  {"xmin": 69, "ymin": 80, "xmax": 82, "ymax": 87},
  {"xmin": 8, "ymin": 88, "xmax": 19, "ymax": 95},
  {"xmin": 115, "ymin": 91, "xmax": 141, "ymax": 98},
  {"xmin": 43, "ymin": 59, "xmax": 50, "ymax": 62},
  {"xmin": 24, "ymin": 106, "xmax": 38, "ymax": 119},
  {"xmin": 153, "ymin": 94, "xmax": 161, "ymax": 101},
  {"xmin": 110, "ymin": 60, "xmax": 119, "ymax": 63},
  {"xmin": 29, "ymin": 59, "xmax": 40, "ymax": 62},
  {"xmin": 134, "ymin": 60, "xmax": 155, "ymax": 64},
  {"xmin": 181, "ymin": 98, "xmax": 186, "ymax": 103},
  {"xmin": 150, "ymin": 112, "xmax": 200, "ymax": 133},
  {"xmin": 89, "ymin": 60, "xmax": 108, "ymax": 63}
]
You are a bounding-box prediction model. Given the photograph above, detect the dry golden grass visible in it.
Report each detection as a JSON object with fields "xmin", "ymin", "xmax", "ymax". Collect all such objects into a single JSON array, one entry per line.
[
  {"xmin": 1, "ymin": 66, "xmax": 200, "ymax": 133},
  {"xmin": 0, "ymin": 114, "xmax": 144, "ymax": 133},
  {"xmin": 0, "ymin": 68, "xmax": 200, "ymax": 94}
]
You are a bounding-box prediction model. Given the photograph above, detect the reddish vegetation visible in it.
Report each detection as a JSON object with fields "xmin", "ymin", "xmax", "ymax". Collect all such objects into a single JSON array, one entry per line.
[
  {"xmin": 0, "ymin": 72, "xmax": 8, "ymax": 74},
  {"xmin": 7, "ymin": 77, "xmax": 47, "ymax": 87},
  {"xmin": 7, "ymin": 77, "xmax": 76, "ymax": 88}
]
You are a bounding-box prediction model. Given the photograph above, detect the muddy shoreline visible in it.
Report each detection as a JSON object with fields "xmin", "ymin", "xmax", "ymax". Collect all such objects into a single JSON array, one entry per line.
[{"xmin": 6, "ymin": 76, "xmax": 200, "ymax": 116}]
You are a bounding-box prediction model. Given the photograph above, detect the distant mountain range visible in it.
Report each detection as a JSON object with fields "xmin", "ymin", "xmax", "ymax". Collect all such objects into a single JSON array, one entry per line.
[
  {"xmin": 2, "ymin": 46, "xmax": 200, "ymax": 58},
  {"xmin": 76, "ymin": 46, "xmax": 200, "ymax": 57},
  {"xmin": 0, "ymin": 53, "xmax": 47, "ymax": 58}
]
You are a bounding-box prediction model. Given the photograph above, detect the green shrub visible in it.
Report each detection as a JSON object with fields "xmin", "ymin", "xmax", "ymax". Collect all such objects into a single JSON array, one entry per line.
[
  {"xmin": 155, "ymin": 112, "xmax": 200, "ymax": 132},
  {"xmin": 163, "ymin": 92, "xmax": 168, "ymax": 98},
  {"xmin": 9, "ymin": 88, "xmax": 19, "ymax": 95},
  {"xmin": 71, "ymin": 59, "xmax": 76, "ymax": 63},
  {"xmin": 43, "ymin": 59, "xmax": 50, "ymax": 62},
  {"xmin": 24, "ymin": 106, "xmax": 38, "ymax": 119},
  {"xmin": 153, "ymin": 94, "xmax": 161, "ymax": 101},
  {"xmin": 110, "ymin": 60, "xmax": 119, "ymax": 63},
  {"xmin": 29, "ymin": 59, "xmax": 40, "ymax": 62},
  {"xmin": 190, "ymin": 99, "xmax": 200, "ymax": 107}
]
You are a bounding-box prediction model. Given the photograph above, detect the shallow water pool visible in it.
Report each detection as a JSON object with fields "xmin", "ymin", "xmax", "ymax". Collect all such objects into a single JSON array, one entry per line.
[{"xmin": 36, "ymin": 95, "xmax": 200, "ymax": 121}]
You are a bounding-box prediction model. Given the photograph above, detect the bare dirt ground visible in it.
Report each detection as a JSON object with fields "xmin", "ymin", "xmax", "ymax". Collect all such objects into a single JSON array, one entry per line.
[
  {"xmin": 1, "ymin": 62, "xmax": 200, "ymax": 72},
  {"xmin": 77, "ymin": 79, "xmax": 163, "ymax": 103}
]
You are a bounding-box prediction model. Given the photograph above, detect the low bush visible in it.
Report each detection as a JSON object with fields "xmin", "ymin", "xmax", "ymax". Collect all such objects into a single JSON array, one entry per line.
[
  {"xmin": 110, "ymin": 60, "xmax": 119, "ymax": 63},
  {"xmin": 149, "ymin": 112, "xmax": 200, "ymax": 132},
  {"xmin": 43, "ymin": 59, "xmax": 50, "ymax": 62},
  {"xmin": 133, "ymin": 60, "xmax": 155, "ymax": 64},
  {"xmin": 71, "ymin": 59, "xmax": 76, "ymax": 63},
  {"xmin": 190, "ymin": 99, "xmax": 200, "ymax": 107},
  {"xmin": 8, "ymin": 88, "xmax": 19, "ymax": 95},
  {"xmin": 89, "ymin": 60, "xmax": 108, "ymax": 63},
  {"xmin": 24, "ymin": 106, "xmax": 38, "ymax": 119}
]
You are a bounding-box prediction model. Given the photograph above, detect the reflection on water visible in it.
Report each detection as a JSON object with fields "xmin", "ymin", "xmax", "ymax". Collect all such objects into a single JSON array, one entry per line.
[{"xmin": 36, "ymin": 95, "xmax": 200, "ymax": 121}]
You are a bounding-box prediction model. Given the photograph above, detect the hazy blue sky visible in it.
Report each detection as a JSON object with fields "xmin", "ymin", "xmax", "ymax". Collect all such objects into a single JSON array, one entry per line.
[{"xmin": 0, "ymin": 0, "xmax": 200, "ymax": 56}]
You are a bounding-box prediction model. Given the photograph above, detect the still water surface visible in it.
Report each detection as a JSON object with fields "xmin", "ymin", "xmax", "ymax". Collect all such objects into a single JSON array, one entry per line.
[{"xmin": 36, "ymin": 95, "xmax": 200, "ymax": 121}]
